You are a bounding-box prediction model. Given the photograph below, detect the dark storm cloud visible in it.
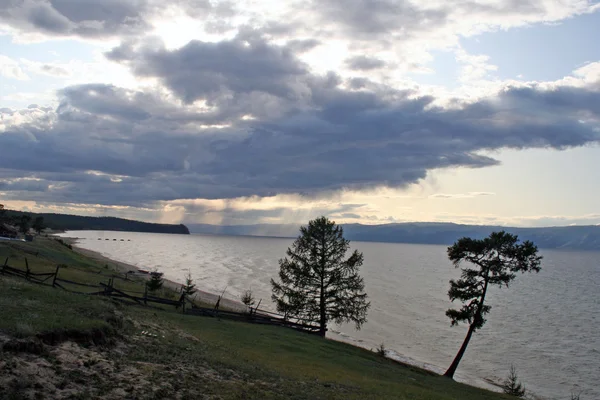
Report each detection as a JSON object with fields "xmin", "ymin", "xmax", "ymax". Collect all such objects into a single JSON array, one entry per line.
[
  {"xmin": 181, "ymin": 203, "xmax": 369, "ymax": 226},
  {"xmin": 106, "ymin": 35, "xmax": 309, "ymax": 104},
  {"xmin": 1, "ymin": 34, "xmax": 599, "ymax": 206},
  {"xmin": 59, "ymin": 84, "xmax": 151, "ymax": 121},
  {"xmin": 345, "ymin": 55, "xmax": 386, "ymax": 70},
  {"xmin": 0, "ymin": 179, "xmax": 50, "ymax": 192},
  {"xmin": 1, "ymin": 62, "xmax": 600, "ymax": 207}
]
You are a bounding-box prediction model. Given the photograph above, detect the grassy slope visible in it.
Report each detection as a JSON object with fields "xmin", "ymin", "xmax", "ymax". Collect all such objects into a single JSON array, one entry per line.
[
  {"xmin": 0, "ymin": 237, "xmax": 184, "ymax": 301},
  {"xmin": 0, "ymin": 239, "xmax": 511, "ymax": 400}
]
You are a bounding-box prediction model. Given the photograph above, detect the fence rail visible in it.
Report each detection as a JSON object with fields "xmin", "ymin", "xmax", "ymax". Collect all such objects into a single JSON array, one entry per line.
[{"xmin": 0, "ymin": 256, "xmax": 321, "ymax": 335}]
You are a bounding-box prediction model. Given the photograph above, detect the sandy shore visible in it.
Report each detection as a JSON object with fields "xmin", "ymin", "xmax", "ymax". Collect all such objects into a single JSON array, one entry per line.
[{"xmin": 58, "ymin": 235, "xmax": 246, "ymax": 312}]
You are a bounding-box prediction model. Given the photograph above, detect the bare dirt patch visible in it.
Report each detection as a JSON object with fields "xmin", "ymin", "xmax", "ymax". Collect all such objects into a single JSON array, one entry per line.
[{"xmin": 0, "ymin": 330, "xmax": 238, "ymax": 400}]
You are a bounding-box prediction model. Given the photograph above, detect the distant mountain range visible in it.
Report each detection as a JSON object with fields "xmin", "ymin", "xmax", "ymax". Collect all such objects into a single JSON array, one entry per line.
[
  {"xmin": 3, "ymin": 210, "xmax": 190, "ymax": 235},
  {"xmin": 187, "ymin": 222, "xmax": 600, "ymax": 250}
]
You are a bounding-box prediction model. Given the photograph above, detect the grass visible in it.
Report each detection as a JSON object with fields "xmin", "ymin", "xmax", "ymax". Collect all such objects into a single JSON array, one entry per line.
[
  {"xmin": 0, "ymin": 277, "xmax": 116, "ymax": 339},
  {"xmin": 0, "ymin": 238, "xmax": 513, "ymax": 399},
  {"xmin": 0, "ymin": 237, "xmax": 195, "ymax": 303}
]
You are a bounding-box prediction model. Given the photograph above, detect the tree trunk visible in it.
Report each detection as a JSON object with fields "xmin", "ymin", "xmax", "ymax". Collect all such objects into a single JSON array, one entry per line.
[
  {"xmin": 319, "ymin": 290, "xmax": 326, "ymax": 337},
  {"xmin": 445, "ymin": 274, "xmax": 490, "ymax": 379},
  {"xmin": 319, "ymin": 229, "xmax": 327, "ymax": 337},
  {"xmin": 444, "ymin": 321, "xmax": 476, "ymax": 379}
]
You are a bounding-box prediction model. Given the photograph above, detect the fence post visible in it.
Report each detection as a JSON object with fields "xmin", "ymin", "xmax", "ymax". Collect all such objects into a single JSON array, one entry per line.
[
  {"xmin": 52, "ymin": 265, "xmax": 60, "ymax": 287},
  {"xmin": 3, "ymin": 257, "xmax": 8, "ymax": 266},
  {"xmin": 25, "ymin": 257, "xmax": 30, "ymax": 281},
  {"xmin": 144, "ymin": 284, "xmax": 148, "ymax": 305},
  {"xmin": 179, "ymin": 293, "xmax": 186, "ymax": 313},
  {"xmin": 254, "ymin": 299, "xmax": 262, "ymax": 317}
]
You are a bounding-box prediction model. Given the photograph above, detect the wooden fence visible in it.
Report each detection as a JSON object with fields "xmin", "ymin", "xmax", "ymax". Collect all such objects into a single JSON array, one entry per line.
[
  {"xmin": 0, "ymin": 256, "xmax": 321, "ymax": 335},
  {"xmin": 0, "ymin": 256, "xmax": 186, "ymax": 308}
]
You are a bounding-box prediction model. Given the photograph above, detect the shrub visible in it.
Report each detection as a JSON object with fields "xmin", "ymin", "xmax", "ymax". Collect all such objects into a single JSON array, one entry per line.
[
  {"xmin": 146, "ymin": 270, "xmax": 164, "ymax": 293},
  {"xmin": 502, "ymin": 365, "xmax": 526, "ymax": 397},
  {"xmin": 376, "ymin": 343, "xmax": 386, "ymax": 357},
  {"xmin": 241, "ymin": 290, "xmax": 256, "ymax": 308}
]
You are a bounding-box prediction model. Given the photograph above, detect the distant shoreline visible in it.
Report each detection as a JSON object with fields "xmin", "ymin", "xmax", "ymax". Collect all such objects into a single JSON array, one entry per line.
[{"xmin": 187, "ymin": 222, "xmax": 600, "ymax": 251}]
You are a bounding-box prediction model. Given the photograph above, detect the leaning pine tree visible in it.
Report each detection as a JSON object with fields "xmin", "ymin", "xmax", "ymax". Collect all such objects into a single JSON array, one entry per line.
[
  {"xmin": 444, "ymin": 231, "xmax": 542, "ymax": 379},
  {"xmin": 271, "ymin": 216, "xmax": 370, "ymax": 337}
]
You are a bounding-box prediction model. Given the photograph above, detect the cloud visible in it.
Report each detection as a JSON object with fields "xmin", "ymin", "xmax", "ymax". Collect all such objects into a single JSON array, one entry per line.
[
  {"xmin": 0, "ymin": 0, "xmax": 227, "ymax": 40},
  {"xmin": 429, "ymin": 192, "xmax": 496, "ymax": 199},
  {"xmin": 0, "ymin": 0, "xmax": 147, "ymax": 38},
  {"xmin": 345, "ymin": 55, "xmax": 386, "ymax": 71},
  {"xmin": 1, "ymin": 0, "xmax": 595, "ymax": 47},
  {"xmin": 0, "ymin": 55, "xmax": 29, "ymax": 80},
  {"xmin": 105, "ymin": 34, "xmax": 310, "ymax": 106},
  {"xmin": 20, "ymin": 59, "xmax": 71, "ymax": 77},
  {"xmin": 1, "ymin": 47, "xmax": 599, "ymax": 208}
]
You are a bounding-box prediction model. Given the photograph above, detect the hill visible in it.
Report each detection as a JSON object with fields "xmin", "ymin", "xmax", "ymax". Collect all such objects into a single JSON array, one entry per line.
[
  {"xmin": 3, "ymin": 210, "xmax": 190, "ymax": 234},
  {"xmin": 187, "ymin": 222, "xmax": 600, "ymax": 250},
  {"xmin": 0, "ymin": 238, "xmax": 511, "ymax": 399}
]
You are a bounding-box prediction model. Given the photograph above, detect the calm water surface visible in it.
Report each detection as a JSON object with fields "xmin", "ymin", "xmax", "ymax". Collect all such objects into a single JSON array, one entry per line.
[{"xmin": 61, "ymin": 231, "xmax": 600, "ymax": 399}]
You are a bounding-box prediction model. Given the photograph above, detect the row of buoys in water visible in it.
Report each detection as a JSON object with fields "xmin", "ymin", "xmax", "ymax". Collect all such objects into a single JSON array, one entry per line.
[{"xmin": 98, "ymin": 238, "xmax": 131, "ymax": 241}]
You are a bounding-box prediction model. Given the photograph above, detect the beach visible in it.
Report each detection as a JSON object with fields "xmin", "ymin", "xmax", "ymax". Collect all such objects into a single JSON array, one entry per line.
[{"xmin": 59, "ymin": 235, "xmax": 247, "ymax": 313}]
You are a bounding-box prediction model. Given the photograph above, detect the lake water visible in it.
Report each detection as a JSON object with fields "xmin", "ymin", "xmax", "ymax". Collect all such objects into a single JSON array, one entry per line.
[{"xmin": 59, "ymin": 231, "xmax": 600, "ymax": 399}]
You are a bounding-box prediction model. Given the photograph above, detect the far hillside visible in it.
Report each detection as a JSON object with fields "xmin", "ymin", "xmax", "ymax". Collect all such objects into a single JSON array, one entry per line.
[
  {"xmin": 188, "ymin": 222, "xmax": 600, "ymax": 250},
  {"xmin": 2, "ymin": 209, "xmax": 190, "ymax": 235}
]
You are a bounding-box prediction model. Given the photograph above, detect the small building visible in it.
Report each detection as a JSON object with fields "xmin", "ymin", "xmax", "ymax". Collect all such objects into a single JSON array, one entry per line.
[{"xmin": 0, "ymin": 223, "xmax": 19, "ymax": 239}]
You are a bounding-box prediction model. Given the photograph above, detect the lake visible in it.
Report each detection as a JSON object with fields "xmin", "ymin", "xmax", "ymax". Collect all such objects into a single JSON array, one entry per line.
[{"xmin": 59, "ymin": 231, "xmax": 600, "ymax": 400}]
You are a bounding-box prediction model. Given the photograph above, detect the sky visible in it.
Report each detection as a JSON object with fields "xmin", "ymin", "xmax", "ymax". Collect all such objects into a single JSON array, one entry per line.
[{"xmin": 1, "ymin": 0, "xmax": 600, "ymax": 228}]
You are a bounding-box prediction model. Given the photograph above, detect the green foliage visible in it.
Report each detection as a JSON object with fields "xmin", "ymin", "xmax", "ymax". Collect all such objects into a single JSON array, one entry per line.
[
  {"xmin": 502, "ymin": 365, "xmax": 526, "ymax": 397},
  {"xmin": 32, "ymin": 216, "xmax": 45, "ymax": 234},
  {"xmin": 444, "ymin": 231, "xmax": 542, "ymax": 378},
  {"xmin": 271, "ymin": 216, "xmax": 370, "ymax": 336},
  {"xmin": 182, "ymin": 271, "xmax": 196, "ymax": 296},
  {"xmin": 241, "ymin": 290, "xmax": 256, "ymax": 307},
  {"xmin": 147, "ymin": 270, "xmax": 164, "ymax": 293},
  {"xmin": 17, "ymin": 215, "xmax": 31, "ymax": 234},
  {"xmin": 0, "ymin": 276, "xmax": 118, "ymax": 338},
  {"xmin": 446, "ymin": 231, "xmax": 542, "ymax": 329}
]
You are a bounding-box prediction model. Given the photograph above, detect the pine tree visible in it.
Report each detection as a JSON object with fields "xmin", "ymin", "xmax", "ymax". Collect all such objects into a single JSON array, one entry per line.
[
  {"xmin": 502, "ymin": 365, "xmax": 526, "ymax": 397},
  {"xmin": 444, "ymin": 231, "xmax": 542, "ymax": 378},
  {"xmin": 271, "ymin": 216, "xmax": 370, "ymax": 337},
  {"xmin": 241, "ymin": 290, "xmax": 256, "ymax": 308},
  {"xmin": 146, "ymin": 270, "xmax": 164, "ymax": 293},
  {"xmin": 182, "ymin": 271, "xmax": 196, "ymax": 296}
]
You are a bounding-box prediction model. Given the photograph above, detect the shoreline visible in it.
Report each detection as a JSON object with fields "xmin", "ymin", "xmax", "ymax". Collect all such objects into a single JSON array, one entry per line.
[
  {"xmin": 53, "ymin": 234, "xmax": 531, "ymax": 399},
  {"xmin": 58, "ymin": 235, "xmax": 246, "ymax": 312}
]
